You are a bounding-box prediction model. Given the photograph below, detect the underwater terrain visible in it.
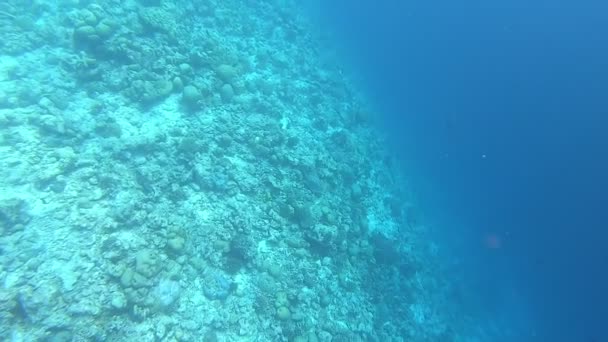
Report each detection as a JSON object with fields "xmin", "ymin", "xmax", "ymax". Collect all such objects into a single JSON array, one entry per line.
[
  {"xmin": 2, "ymin": 0, "xmax": 606, "ymax": 341},
  {"xmin": 0, "ymin": 0, "xmax": 488, "ymax": 341}
]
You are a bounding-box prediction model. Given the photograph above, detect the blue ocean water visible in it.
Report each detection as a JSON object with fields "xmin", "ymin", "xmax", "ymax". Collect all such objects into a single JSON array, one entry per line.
[{"xmin": 310, "ymin": 0, "xmax": 608, "ymax": 341}]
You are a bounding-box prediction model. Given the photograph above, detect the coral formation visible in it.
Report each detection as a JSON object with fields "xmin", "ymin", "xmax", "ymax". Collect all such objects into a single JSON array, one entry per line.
[{"xmin": 0, "ymin": 0, "xmax": 485, "ymax": 341}]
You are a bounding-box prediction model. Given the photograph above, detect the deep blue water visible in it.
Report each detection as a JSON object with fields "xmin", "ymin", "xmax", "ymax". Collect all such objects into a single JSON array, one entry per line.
[{"xmin": 309, "ymin": 0, "xmax": 608, "ymax": 340}]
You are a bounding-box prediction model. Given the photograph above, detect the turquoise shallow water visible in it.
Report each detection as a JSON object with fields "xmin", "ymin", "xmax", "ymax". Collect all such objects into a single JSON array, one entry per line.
[{"xmin": 4, "ymin": 0, "xmax": 605, "ymax": 341}]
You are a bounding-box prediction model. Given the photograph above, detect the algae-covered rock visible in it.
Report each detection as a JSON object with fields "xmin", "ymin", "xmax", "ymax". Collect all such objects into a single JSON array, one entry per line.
[
  {"xmin": 164, "ymin": 259, "xmax": 183, "ymax": 279},
  {"xmin": 131, "ymin": 273, "xmax": 149, "ymax": 288},
  {"xmin": 127, "ymin": 79, "xmax": 174, "ymax": 104},
  {"xmin": 135, "ymin": 249, "xmax": 160, "ymax": 277},
  {"xmin": 216, "ymin": 133, "xmax": 232, "ymax": 148},
  {"xmin": 73, "ymin": 9, "xmax": 116, "ymax": 51},
  {"xmin": 166, "ymin": 225, "xmax": 186, "ymax": 254},
  {"xmin": 0, "ymin": 198, "xmax": 31, "ymax": 234},
  {"xmin": 213, "ymin": 239, "xmax": 230, "ymax": 254},
  {"xmin": 120, "ymin": 268, "xmax": 134, "ymax": 287},
  {"xmin": 266, "ymin": 263, "xmax": 281, "ymax": 278},
  {"xmin": 202, "ymin": 270, "xmax": 233, "ymax": 300},
  {"xmin": 95, "ymin": 20, "xmax": 115, "ymax": 38},
  {"xmin": 138, "ymin": 6, "xmax": 175, "ymax": 33},
  {"xmin": 219, "ymin": 83, "xmax": 234, "ymax": 102},
  {"xmin": 182, "ymin": 85, "xmax": 202, "ymax": 108},
  {"xmin": 172, "ymin": 76, "xmax": 184, "ymax": 91},
  {"xmin": 78, "ymin": 9, "xmax": 98, "ymax": 26},
  {"xmin": 110, "ymin": 291, "xmax": 128, "ymax": 310},
  {"xmin": 121, "ymin": 268, "xmax": 150, "ymax": 288},
  {"xmin": 307, "ymin": 332, "xmax": 319, "ymax": 342},
  {"xmin": 179, "ymin": 63, "xmax": 193, "ymax": 76},
  {"xmin": 74, "ymin": 25, "xmax": 99, "ymax": 43},
  {"xmin": 167, "ymin": 236, "xmax": 185, "ymax": 253},
  {"xmin": 95, "ymin": 120, "xmax": 122, "ymax": 138},
  {"xmin": 275, "ymin": 291, "xmax": 289, "ymax": 307},
  {"xmin": 154, "ymin": 79, "xmax": 174, "ymax": 97},
  {"xmin": 215, "ymin": 64, "xmax": 237, "ymax": 83},
  {"xmin": 142, "ymin": 80, "xmax": 173, "ymax": 103},
  {"xmin": 176, "ymin": 136, "xmax": 205, "ymax": 155},
  {"xmin": 294, "ymin": 204, "xmax": 314, "ymax": 228},
  {"xmin": 276, "ymin": 306, "xmax": 291, "ymax": 320}
]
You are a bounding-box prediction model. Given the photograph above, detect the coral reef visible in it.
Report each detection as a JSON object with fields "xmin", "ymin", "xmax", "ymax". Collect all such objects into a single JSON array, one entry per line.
[{"xmin": 0, "ymin": 0, "xmax": 487, "ymax": 341}]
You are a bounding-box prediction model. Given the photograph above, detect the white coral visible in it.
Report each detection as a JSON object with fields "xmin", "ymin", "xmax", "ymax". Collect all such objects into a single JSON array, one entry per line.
[{"xmin": 152, "ymin": 279, "xmax": 180, "ymax": 309}]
